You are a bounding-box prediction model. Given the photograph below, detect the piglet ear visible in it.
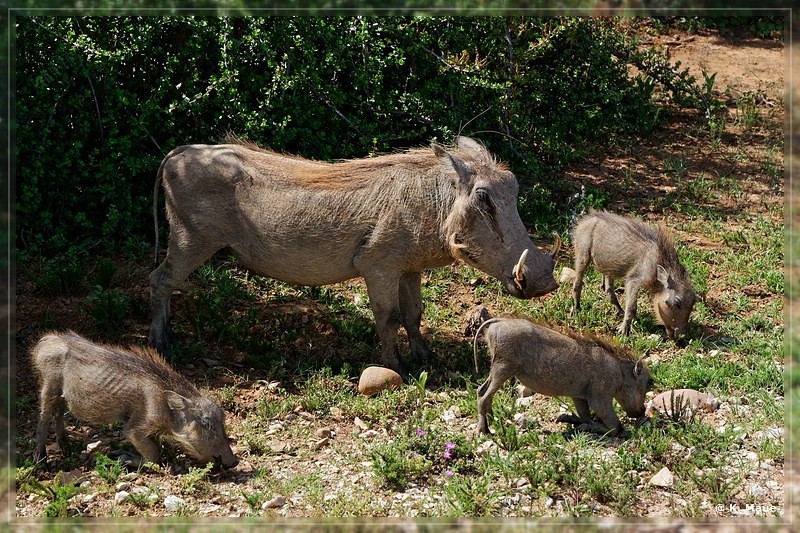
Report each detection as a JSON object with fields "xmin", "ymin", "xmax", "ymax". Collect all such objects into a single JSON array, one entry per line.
[
  {"xmin": 656, "ymin": 265, "xmax": 671, "ymax": 290},
  {"xmin": 164, "ymin": 390, "xmax": 194, "ymax": 412}
]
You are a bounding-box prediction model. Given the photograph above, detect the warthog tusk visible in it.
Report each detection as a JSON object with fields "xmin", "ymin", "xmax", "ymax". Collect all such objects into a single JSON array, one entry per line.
[
  {"xmin": 513, "ymin": 249, "xmax": 528, "ymax": 291},
  {"xmin": 550, "ymin": 233, "xmax": 562, "ymax": 257}
]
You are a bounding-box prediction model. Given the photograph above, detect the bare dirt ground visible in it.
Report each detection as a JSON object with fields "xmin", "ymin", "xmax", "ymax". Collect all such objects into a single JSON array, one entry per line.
[{"xmin": 12, "ymin": 26, "xmax": 788, "ymax": 523}]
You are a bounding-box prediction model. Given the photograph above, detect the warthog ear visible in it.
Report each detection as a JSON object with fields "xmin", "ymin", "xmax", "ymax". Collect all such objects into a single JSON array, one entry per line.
[
  {"xmin": 434, "ymin": 143, "xmax": 473, "ymax": 192},
  {"xmin": 633, "ymin": 359, "xmax": 643, "ymax": 377},
  {"xmin": 656, "ymin": 265, "xmax": 672, "ymax": 290},
  {"xmin": 164, "ymin": 390, "xmax": 194, "ymax": 412}
]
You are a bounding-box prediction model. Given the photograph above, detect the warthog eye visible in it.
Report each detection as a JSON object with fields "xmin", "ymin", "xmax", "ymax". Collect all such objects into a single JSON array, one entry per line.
[
  {"xmin": 647, "ymin": 378, "xmax": 654, "ymax": 389},
  {"xmin": 475, "ymin": 187, "xmax": 490, "ymax": 205}
]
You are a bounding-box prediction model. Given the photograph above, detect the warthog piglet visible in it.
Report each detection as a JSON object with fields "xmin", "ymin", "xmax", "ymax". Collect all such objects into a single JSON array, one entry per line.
[
  {"xmin": 571, "ymin": 210, "xmax": 696, "ymax": 339},
  {"xmin": 473, "ymin": 318, "xmax": 652, "ymax": 436},
  {"xmin": 33, "ymin": 331, "xmax": 238, "ymax": 469}
]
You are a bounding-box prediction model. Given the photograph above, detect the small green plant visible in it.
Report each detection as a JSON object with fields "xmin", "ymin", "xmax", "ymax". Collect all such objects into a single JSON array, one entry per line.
[
  {"xmin": 662, "ymin": 155, "xmax": 689, "ymax": 178},
  {"xmin": 94, "ymin": 452, "xmax": 124, "ymax": 485},
  {"xmin": 734, "ymin": 92, "xmax": 761, "ymax": 131},
  {"xmin": 176, "ymin": 462, "xmax": 214, "ymax": 496},
  {"xmin": 442, "ymin": 473, "xmax": 498, "ymax": 517},
  {"xmin": 30, "ymin": 472, "xmax": 83, "ymax": 518},
  {"xmin": 370, "ymin": 441, "xmax": 433, "ymax": 490},
  {"xmin": 241, "ymin": 489, "xmax": 267, "ymax": 515}
]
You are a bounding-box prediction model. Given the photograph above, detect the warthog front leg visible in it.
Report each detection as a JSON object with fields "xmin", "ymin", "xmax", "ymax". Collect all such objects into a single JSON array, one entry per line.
[
  {"xmin": 619, "ymin": 278, "xmax": 641, "ymax": 336},
  {"xmin": 399, "ymin": 271, "xmax": 435, "ymax": 362},
  {"xmin": 35, "ymin": 381, "xmax": 67, "ymax": 463},
  {"xmin": 124, "ymin": 419, "xmax": 163, "ymax": 466},
  {"xmin": 589, "ymin": 396, "xmax": 623, "ymax": 436},
  {"xmin": 364, "ymin": 273, "xmax": 406, "ymax": 375},
  {"xmin": 570, "ymin": 250, "xmax": 591, "ymax": 317}
]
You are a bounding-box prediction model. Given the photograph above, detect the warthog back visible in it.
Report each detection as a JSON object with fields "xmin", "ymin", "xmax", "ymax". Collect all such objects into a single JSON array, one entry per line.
[
  {"xmin": 474, "ymin": 318, "xmax": 652, "ymax": 436},
  {"xmin": 571, "ymin": 210, "xmax": 696, "ymax": 339},
  {"xmin": 33, "ymin": 331, "xmax": 237, "ymax": 469}
]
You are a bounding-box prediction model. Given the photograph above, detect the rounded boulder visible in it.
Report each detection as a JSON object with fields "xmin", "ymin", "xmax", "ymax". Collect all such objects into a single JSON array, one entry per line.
[{"xmin": 357, "ymin": 366, "xmax": 403, "ymax": 396}]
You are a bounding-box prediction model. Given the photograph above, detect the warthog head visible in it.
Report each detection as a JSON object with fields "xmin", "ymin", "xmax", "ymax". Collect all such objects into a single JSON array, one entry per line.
[
  {"xmin": 615, "ymin": 358, "xmax": 654, "ymax": 419},
  {"xmin": 654, "ymin": 265, "xmax": 696, "ymax": 339},
  {"xmin": 165, "ymin": 391, "xmax": 239, "ymax": 469},
  {"xmin": 437, "ymin": 137, "xmax": 559, "ymax": 298}
]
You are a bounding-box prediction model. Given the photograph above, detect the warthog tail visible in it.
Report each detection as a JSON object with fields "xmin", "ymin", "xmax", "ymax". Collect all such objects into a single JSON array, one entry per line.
[
  {"xmin": 152, "ymin": 157, "xmax": 168, "ymax": 271},
  {"xmin": 473, "ymin": 318, "xmax": 504, "ymax": 374}
]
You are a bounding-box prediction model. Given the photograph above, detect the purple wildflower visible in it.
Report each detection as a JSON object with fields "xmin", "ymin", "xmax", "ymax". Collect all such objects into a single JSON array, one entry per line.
[
  {"xmin": 445, "ymin": 470, "xmax": 455, "ymax": 476},
  {"xmin": 445, "ymin": 442, "xmax": 456, "ymax": 450},
  {"xmin": 416, "ymin": 428, "xmax": 426, "ymax": 436},
  {"xmin": 443, "ymin": 451, "xmax": 452, "ymax": 460}
]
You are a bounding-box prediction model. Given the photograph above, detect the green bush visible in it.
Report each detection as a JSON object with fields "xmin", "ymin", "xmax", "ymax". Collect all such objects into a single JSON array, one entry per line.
[{"xmin": 17, "ymin": 17, "xmax": 707, "ymax": 263}]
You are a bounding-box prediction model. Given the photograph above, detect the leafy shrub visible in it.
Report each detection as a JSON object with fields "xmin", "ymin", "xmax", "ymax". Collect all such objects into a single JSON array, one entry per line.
[{"xmin": 17, "ymin": 16, "xmax": 698, "ymax": 264}]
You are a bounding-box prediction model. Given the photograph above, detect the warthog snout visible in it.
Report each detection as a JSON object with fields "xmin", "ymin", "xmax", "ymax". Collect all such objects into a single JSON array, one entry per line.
[{"xmin": 217, "ymin": 453, "xmax": 239, "ymax": 470}]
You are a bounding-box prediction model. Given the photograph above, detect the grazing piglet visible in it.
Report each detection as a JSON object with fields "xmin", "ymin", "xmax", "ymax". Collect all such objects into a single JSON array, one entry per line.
[
  {"xmin": 571, "ymin": 210, "xmax": 696, "ymax": 339},
  {"xmin": 473, "ymin": 318, "xmax": 652, "ymax": 436},
  {"xmin": 33, "ymin": 331, "xmax": 238, "ymax": 469}
]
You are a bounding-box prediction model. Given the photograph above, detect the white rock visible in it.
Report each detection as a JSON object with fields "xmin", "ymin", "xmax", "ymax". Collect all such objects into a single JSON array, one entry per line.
[
  {"xmin": 164, "ymin": 495, "xmax": 186, "ymax": 512},
  {"xmin": 115, "ymin": 481, "xmax": 131, "ymax": 492},
  {"xmin": 114, "ymin": 491, "xmax": 130, "ymax": 505},
  {"xmin": 86, "ymin": 440, "xmax": 103, "ymax": 453},
  {"xmin": 750, "ymin": 484, "xmax": 767, "ymax": 498},
  {"xmin": 649, "ymin": 467, "xmax": 674, "ymax": 488}
]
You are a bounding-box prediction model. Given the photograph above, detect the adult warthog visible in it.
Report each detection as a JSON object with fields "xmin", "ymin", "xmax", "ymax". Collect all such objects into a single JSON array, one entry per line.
[{"xmin": 149, "ymin": 136, "xmax": 560, "ymax": 373}]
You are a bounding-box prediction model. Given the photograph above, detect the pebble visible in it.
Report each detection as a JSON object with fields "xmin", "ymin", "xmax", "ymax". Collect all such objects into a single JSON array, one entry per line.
[
  {"xmin": 354, "ymin": 417, "xmax": 369, "ymax": 430},
  {"xmin": 114, "ymin": 491, "xmax": 130, "ymax": 505},
  {"xmin": 115, "ymin": 482, "xmax": 131, "ymax": 492},
  {"xmin": 316, "ymin": 428, "xmax": 332, "ymax": 439},
  {"xmin": 164, "ymin": 495, "xmax": 186, "ymax": 512},
  {"xmin": 750, "ymin": 484, "xmax": 767, "ymax": 498},
  {"xmin": 86, "ymin": 441, "xmax": 103, "ymax": 453},
  {"xmin": 131, "ymin": 486, "xmax": 159, "ymax": 503},
  {"xmin": 262, "ymin": 495, "xmax": 286, "ymax": 509}
]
